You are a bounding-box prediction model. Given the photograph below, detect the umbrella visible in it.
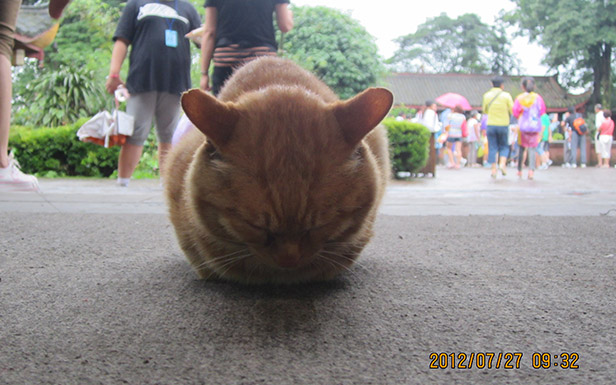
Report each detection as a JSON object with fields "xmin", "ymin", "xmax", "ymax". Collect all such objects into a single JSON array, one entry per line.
[{"xmin": 435, "ymin": 92, "xmax": 472, "ymax": 111}]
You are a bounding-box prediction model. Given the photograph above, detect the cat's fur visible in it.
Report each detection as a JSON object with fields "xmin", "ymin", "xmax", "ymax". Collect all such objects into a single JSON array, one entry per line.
[{"xmin": 165, "ymin": 57, "xmax": 392, "ymax": 284}]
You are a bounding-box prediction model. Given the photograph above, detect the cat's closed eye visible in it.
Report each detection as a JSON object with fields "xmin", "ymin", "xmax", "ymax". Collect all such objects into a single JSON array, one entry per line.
[
  {"xmin": 264, "ymin": 231, "xmax": 275, "ymax": 247},
  {"xmin": 242, "ymin": 221, "xmax": 275, "ymax": 246}
]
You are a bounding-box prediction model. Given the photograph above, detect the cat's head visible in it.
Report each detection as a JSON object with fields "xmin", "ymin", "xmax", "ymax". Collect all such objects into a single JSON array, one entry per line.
[{"xmin": 180, "ymin": 86, "xmax": 392, "ymax": 282}]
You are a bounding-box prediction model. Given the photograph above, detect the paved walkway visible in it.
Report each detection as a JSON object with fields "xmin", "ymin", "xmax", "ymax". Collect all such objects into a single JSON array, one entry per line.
[
  {"xmin": 1, "ymin": 165, "xmax": 615, "ymax": 216},
  {"xmin": 2, "ymin": 165, "xmax": 615, "ymax": 385}
]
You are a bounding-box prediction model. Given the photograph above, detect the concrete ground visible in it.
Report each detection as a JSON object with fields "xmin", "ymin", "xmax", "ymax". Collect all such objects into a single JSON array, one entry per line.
[{"xmin": 1, "ymin": 166, "xmax": 615, "ymax": 384}]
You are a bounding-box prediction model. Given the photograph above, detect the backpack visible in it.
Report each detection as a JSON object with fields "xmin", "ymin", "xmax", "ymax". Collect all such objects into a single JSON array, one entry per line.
[
  {"xmin": 518, "ymin": 96, "xmax": 542, "ymax": 133},
  {"xmin": 572, "ymin": 116, "xmax": 588, "ymax": 135}
]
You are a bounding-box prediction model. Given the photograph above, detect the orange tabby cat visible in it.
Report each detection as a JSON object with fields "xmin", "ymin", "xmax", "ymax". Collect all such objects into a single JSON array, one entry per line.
[{"xmin": 165, "ymin": 57, "xmax": 392, "ymax": 284}]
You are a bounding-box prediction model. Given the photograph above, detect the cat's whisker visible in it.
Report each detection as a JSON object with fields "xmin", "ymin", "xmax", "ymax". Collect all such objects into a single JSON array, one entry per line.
[
  {"xmin": 209, "ymin": 253, "xmax": 252, "ymax": 270},
  {"xmin": 319, "ymin": 249, "xmax": 368, "ymax": 272},
  {"xmin": 216, "ymin": 254, "xmax": 252, "ymax": 280},
  {"xmin": 202, "ymin": 252, "xmax": 252, "ymax": 281},
  {"xmin": 245, "ymin": 263, "xmax": 260, "ymax": 284},
  {"xmin": 196, "ymin": 250, "xmax": 251, "ymax": 271},
  {"xmin": 325, "ymin": 246, "xmax": 364, "ymax": 255},
  {"xmin": 325, "ymin": 240, "xmax": 365, "ymax": 248},
  {"xmin": 316, "ymin": 253, "xmax": 354, "ymax": 274},
  {"xmin": 207, "ymin": 248, "xmax": 251, "ymax": 263}
]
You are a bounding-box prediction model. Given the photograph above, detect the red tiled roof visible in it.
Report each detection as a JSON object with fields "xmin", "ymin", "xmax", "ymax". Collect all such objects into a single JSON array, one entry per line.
[{"xmin": 382, "ymin": 73, "xmax": 590, "ymax": 112}]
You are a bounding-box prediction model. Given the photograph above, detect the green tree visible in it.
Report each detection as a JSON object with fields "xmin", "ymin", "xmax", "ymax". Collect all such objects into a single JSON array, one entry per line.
[
  {"xmin": 12, "ymin": 0, "xmax": 117, "ymax": 126},
  {"xmin": 18, "ymin": 65, "xmax": 106, "ymax": 127},
  {"xmin": 389, "ymin": 13, "xmax": 519, "ymax": 75},
  {"xmin": 45, "ymin": 0, "xmax": 119, "ymax": 75},
  {"xmin": 13, "ymin": 0, "xmax": 204, "ymax": 127},
  {"xmin": 506, "ymin": 0, "xmax": 616, "ymax": 108},
  {"xmin": 282, "ymin": 6, "xmax": 384, "ymax": 100}
]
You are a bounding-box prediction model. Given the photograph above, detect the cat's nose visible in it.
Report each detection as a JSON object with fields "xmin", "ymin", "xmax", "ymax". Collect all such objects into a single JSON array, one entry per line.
[{"xmin": 274, "ymin": 243, "xmax": 301, "ymax": 268}]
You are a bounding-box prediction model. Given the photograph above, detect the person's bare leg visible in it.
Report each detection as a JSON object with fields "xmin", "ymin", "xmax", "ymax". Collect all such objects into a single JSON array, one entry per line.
[
  {"xmin": 498, "ymin": 155, "xmax": 508, "ymax": 176},
  {"xmin": 0, "ymin": 54, "xmax": 39, "ymax": 190},
  {"xmin": 118, "ymin": 143, "xmax": 144, "ymax": 179},
  {"xmin": 446, "ymin": 142, "xmax": 454, "ymax": 167},
  {"xmin": 158, "ymin": 142, "xmax": 172, "ymax": 177},
  {"xmin": 0, "ymin": 55, "xmax": 11, "ymax": 168}
]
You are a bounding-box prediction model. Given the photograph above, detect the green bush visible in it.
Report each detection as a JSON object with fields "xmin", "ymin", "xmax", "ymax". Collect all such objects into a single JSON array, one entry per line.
[
  {"xmin": 9, "ymin": 121, "xmax": 162, "ymax": 178},
  {"xmin": 383, "ymin": 118, "xmax": 430, "ymax": 176},
  {"xmin": 553, "ymin": 133, "xmax": 564, "ymax": 141},
  {"xmin": 9, "ymin": 120, "xmax": 120, "ymax": 177}
]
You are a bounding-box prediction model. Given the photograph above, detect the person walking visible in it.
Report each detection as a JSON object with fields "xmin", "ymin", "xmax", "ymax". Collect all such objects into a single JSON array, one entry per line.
[
  {"xmin": 565, "ymin": 106, "xmax": 588, "ymax": 168},
  {"xmin": 200, "ymin": 0, "xmax": 293, "ymax": 96},
  {"xmin": 0, "ymin": 0, "xmax": 39, "ymax": 191},
  {"xmin": 421, "ymin": 100, "xmax": 441, "ymax": 132},
  {"xmin": 443, "ymin": 105, "xmax": 466, "ymax": 169},
  {"xmin": 105, "ymin": 0, "xmax": 201, "ymax": 187},
  {"xmin": 482, "ymin": 76, "xmax": 513, "ymax": 178},
  {"xmin": 594, "ymin": 104, "xmax": 606, "ymax": 167},
  {"xmin": 465, "ymin": 111, "xmax": 481, "ymax": 167},
  {"xmin": 561, "ymin": 111, "xmax": 572, "ymax": 168},
  {"xmin": 536, "ymin": 112, "xmax": 552, "ymax": 170},
  {"xmin": 512, "ymin": 77, "xmax": 546, "ymax": 180},
  {"xmin": 597, "ymin": 110, "xmax": 614, "ymax": 168}
]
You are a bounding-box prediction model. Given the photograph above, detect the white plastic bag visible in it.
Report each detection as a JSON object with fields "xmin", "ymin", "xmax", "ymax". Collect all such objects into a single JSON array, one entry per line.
[
  {"xmin": 76, "ymin": 110, "xmax": 113, "ymax": 141},
  {"xmin": 77, "ymin": 86, "xmax": 134, "ymax": 148}
]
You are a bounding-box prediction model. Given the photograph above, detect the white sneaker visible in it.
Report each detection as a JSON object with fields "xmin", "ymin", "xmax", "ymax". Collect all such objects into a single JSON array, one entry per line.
[
  {"xmin": 581, "ymin": 164, "xmax": 586, "ymax": 168},
  {"xmin": 0, "ymin": 156, "xmax": 39, "ymax": 192},
  {"xmin": 571, "ymin": 164, "xmax": 577, "ymax": 168},
  {"xmin": 117, "ymin": 177, "xmax": 130, "ymax": 187}
]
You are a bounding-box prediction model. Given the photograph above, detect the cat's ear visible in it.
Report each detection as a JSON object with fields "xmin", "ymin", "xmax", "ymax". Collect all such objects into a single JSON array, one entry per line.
[
  {"xmin": 332, "ymin": 87, "xmax": 393, "ymax": 145},
  {"xmin": 181, "ymin": 89, "xmax": 239, "ymax": 146}
]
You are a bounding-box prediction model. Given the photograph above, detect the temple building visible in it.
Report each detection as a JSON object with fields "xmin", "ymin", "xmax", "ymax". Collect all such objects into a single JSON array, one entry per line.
[{"xmin": 12, "ymin": 3, "xmax": 59, "ymax": 66}]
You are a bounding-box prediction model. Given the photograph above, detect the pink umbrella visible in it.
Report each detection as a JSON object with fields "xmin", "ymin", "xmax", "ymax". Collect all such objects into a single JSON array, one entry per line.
[{"xmin": 436, "ymin": 92, "xmax": 472, "ymax": 111}]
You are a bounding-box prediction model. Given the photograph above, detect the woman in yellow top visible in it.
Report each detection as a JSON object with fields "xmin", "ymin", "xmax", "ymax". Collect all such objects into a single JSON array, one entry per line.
[{"xmin": 482, "ymin": 76, "xmax": 514, "ymax": 178}]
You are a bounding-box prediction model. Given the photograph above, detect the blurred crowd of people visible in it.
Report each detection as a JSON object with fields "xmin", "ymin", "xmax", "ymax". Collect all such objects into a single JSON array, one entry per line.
[{"xmin": 397, "ymin": 77, "xmax": 615, "ymax": 178}]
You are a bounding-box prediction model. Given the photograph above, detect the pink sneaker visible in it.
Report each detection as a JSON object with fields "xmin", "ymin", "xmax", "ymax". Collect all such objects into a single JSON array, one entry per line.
[{"xmin": 0, "ymin": 157, "xmax": 39, "ymax": 192}]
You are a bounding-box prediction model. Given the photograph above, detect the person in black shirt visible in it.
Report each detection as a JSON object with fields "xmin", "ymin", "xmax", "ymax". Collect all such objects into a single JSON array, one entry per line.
[
  {"xmin": 200, "ymin": 0, "xmax": 293, "ymax": 96},
  {"xmin": 105, "ymin": 0, "xmax": 201, "ymax": 187}
]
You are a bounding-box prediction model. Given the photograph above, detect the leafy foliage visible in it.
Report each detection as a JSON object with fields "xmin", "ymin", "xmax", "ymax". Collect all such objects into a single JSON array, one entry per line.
[
  {"xmin": 45, "ymin": 0, "xmax": 120, "ymax": 76},
  {"xmin": 389, "ymin": 106, "xmax": 416, "ymax": 120},
  {"xmin": 9, "ymin": 120, "xmax": 160, "ymax": 178},
  {"xmin": 9, "ymin": 120, "xmax": 120, "ymax": 177},
  {"xmin": 383, "ymin": 118, "xmax": 431, "ymax": 176},
  {"xmin": 12, "ymin": 0, "xmax": 119, "ymax": 127},
  {"xmin": 283, "ymin": 6, "xmax": 384, "ymax": 100},
  {"xmin": 388, "ymin": 13, "xmax": 520, "ymax": 75},
  {"xmin": 505, "ymin": 0, "xmax": 616, "ymax": 107},
  {"xmin": 13, "ymin": 65, "xmax": 107, "ymax": 127}
]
